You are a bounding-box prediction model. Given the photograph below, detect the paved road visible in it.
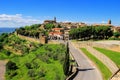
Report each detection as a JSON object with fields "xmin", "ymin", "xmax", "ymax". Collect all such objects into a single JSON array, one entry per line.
[{"xmin": 69, "ymin": 42, "xmax": 102, "ymax": 80}]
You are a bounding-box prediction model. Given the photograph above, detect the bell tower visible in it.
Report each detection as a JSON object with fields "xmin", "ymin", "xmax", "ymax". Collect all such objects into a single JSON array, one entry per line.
[
  {"xmin": 54, "ymin": 17, "xmax": 56, "ymax": 22},
  {"xmin": 108, "ymin": 19, "xmax": 111, "ymax": 24}
]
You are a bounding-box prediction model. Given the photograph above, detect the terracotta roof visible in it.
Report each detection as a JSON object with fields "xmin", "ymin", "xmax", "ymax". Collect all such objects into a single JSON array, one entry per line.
[
  {"xmin": 52, "ymin": 28, "xmax": 63, "ymax": 30},
  {"xmin": 49, "ymin": 32, "xmax": 63, "ymax": 35}
]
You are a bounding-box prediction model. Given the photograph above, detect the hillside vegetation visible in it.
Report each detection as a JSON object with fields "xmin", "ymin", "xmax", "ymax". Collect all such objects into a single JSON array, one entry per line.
[{"xmin": 0, "ymin": 33, "xmax": 66, "ymax": 80}]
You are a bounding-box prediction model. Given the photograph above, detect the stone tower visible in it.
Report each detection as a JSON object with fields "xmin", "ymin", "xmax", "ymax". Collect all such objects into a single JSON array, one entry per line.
[
  {"xmin": 108, "ymin": 19, "xmax": 111, "ymax": 24},
  {"xmin": 54, "ymin": 17, "xmax": 56, "ymax": 22}
]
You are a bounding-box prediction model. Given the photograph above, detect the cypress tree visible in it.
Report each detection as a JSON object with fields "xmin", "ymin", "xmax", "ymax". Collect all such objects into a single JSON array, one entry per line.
[{"xmin": 63, "ymin": 42, "xmax": 70, "ymax": 76}]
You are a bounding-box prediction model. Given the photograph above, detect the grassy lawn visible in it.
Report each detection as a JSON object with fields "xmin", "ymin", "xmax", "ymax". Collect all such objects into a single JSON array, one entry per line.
[
  {"xmin": 94, "ymin": 47, "xmax": 120, "ymax": 67},
  {"xmin": 81, "ymin": 48, "xmax": 112, "ymax": 80}
]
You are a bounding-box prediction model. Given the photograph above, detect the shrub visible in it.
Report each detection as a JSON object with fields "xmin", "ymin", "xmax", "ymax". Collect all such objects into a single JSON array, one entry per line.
[
  {"xmin": 6, "ymin": 51, "xmax": 11, "ymax": 56},
  {"xmin": 28, "ymin": 69, "xmax": 36, "ymax": 77},
  {"xmin": 38, "ymin": 70, "xmax": 46, "ymax": 77},
  {"xmin": 55, "ymin": 74, "xmax": 61, "ymax": 80},
  {"xmin": 32, "ymin": 62, "xmax": 40, "ymax": 69},
  {"xmin": 21, "ymin": 46, "xmax": 29, "ymax": 54},
  {"xmin": 108, "ymin": 37, "xmax": 120, "ymax": 40},
  {"xmin": 113, "ymin": 32, "xmax": 120, "ymax": 38},
  {"xmin": 25, "ymin": 63, "xmax": 32, "ymax": 69},
  {"xmin": 53, "ymin": 53, "xmax": 58, "ymax": 60},
  {"xmin": 10, "ymin": 71, "xmax": 17, "ymax": 78},
  {"xmin": 0, "ymin": 33, "xmax": 8, "ymax": 42},
  {"xmin": 0, "ymin": 42, "xmax": 3, "ymax": 50},
  {"xmin": 6, "ymin": 61, "xmax": 18, "ymax": 71},
  {"xmin": 6, "ymin": 70, "xmax": 18, "ymax": 79},
  {"xmin": 39, "ymin": 43, "xmax": 43, "ymax": 47},
  {"xmin": 42, "ymin": 55, "xmax": 51, "ymax": 63}
]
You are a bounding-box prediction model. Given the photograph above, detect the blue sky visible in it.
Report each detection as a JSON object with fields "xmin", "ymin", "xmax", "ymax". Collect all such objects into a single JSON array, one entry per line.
[{"xmin": 0, "ymin": 0, "xmax": 120, "ymax": 27}]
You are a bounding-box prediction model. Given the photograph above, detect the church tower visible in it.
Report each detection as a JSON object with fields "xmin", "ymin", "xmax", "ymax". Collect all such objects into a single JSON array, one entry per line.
[
  {"xmin": 108, "ymin": 19, "xmax": 111, "ymax": 24},
  {"xmin": 54, "ymin": 17, "xmax": 56, "ymax": 22}
]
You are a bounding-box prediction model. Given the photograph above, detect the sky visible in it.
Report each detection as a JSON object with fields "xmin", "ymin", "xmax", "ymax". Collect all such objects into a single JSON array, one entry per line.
[{"xmin": 0, "ymin": 0, "xmax": 120, "ymax": 27}]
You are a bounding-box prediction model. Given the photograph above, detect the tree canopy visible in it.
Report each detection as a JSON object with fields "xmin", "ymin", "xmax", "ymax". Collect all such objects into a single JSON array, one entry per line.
[
  {"xmin": 69, "ymin": 26, "xmax": 113, "ymax": 40},
  {"xmin": 16, "ymin": 24, "xmax": 41, "ymax": 38}
]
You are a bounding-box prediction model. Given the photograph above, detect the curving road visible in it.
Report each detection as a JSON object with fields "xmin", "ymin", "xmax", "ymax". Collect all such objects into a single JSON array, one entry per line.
[{"xmin": 69, "ymin": 42, "xmax": 102, "ymax": 80}]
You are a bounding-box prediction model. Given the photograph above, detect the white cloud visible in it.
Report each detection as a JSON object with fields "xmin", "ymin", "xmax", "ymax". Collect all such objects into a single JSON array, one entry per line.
[
  {"xmin": 0, "ymin": 14, "xmax": 42, "ymax": 28},
  {"xmin": 101, "ymin": 21, "xmax": 107, "ymax": 24}
]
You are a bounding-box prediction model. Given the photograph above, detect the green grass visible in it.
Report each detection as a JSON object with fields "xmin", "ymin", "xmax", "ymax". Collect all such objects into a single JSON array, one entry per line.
[
  {"xmin": 94, "ymin": 47, "xmax": 120, "ymax": 67},
  {"xmin": 5, "ymin": 44, "xmax": 66, "ymax": 80},
  {"xmin": 81, "ymin": 48, "xmax": 112, "ymax": 80}
]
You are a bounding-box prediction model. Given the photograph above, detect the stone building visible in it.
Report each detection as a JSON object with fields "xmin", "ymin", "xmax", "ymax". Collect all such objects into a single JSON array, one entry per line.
[
  {"xmin": 49, "ymin": 28, "xmax": 64, "ymax": 40},
  {"xmin": 44, "ymin": 17, "xmax": 56, "ymax": 24},
  {"xmin": 112, "ymin": 27, "xmax": 120, "ymax": 32},
  {"xmin": 108, "ymin": 19, "xmax": 111, "ymax": 24}
]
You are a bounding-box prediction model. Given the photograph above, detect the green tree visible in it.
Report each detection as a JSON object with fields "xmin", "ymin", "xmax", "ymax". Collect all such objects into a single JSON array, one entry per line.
[
  {"xmin": 113, "ymin": 32, "xmax": 120, "ymax": 38},
  {"xmin": 69, "ymin": 25, "xmax": 113, "ymax": 40},
  {"xmin": 0, "ymin": 33, "xmax": 9, "ymax": 42},
  {"xmin": 0, "ymin": 42, "xmax": 3, "ymax": 50},
  {"xmin": 57, "ymin": 24, "xmax": 62, "ymax": 28},
  {"xmin": 69, "ymin": 28, "xmax": 78, "ymax": 39},
  {"xmin": 45, "ymin": 23, "xmax": 55, "ymax": 30},
  {"xmin": 63, "ymin": 42, "xmax": 70, "ymax": 76}
]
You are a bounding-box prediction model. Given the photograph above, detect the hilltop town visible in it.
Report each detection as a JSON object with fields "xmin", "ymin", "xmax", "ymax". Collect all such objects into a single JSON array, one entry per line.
[
  {"xmin": 35, "ymin": 17, "xmax": 120, "ymax": 43},
  {"xmin": 44, "ymin": 17, "xmax": 120, "ymax": 31}
]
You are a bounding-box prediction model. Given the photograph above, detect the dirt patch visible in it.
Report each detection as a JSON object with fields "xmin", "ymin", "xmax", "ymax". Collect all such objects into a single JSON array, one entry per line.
[
  {"xmin": 48, "ymin": 40, "xmax": 60, "ymax": 44},
  {"xmin": 110, "ymin": 47, "xmax": 120, "ymax": 52},
  {"xmin": 94, "ymin": 40, "xmax": 120, "ymax": 52}
]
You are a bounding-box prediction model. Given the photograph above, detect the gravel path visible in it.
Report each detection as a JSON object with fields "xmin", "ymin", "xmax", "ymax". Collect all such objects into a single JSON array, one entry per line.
[
  {"xmin": 94, "ymin": 40, "xmax": 120, "ymax": 45},
  {"xmin": 0, "ymin": 60, "xmax": 7, "ymax": 80}
]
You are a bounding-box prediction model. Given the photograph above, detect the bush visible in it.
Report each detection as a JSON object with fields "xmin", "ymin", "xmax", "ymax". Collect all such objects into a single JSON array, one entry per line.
[
  {"xmin": 55, "ymin": 74, "xmax": 61, "ymax": 80},
  {"xmin": 6, "ymin": 61, "xmax": 18, "ymax": 71},
  {"xmin": 28, "ymin": 69, "xmax": 36, "ymax": 77},
  {"xmin": 10, "ymin": 71, "xmax": 18, "ymax": 78},
  {"xmin": 25, "ymin": 63, "xmax": 32, "ymax": 69},
  {"xmin": 53, "ymin": 53, "xmax": 58, "ymax": 60},
  {"xmin": 21, "ymin": 46, "xmax": 30, "ymax": 54},
  {"xmin": 6, "ymin": 51, "xmax": 11, "ymax": 56},
  {"xmin": 42, "ymin": 55, "xmax": 51, "ymax": 63},
  {"xmin": 0, "ymin": 42, "xmax": 3, "ymax": 50},
  {"xmin": 7, "ymin": 70, "xmax": 18, "ymax": 79},
  {"xmin": 113, "ymin": 32, "xmax": 120, "ymax": 38},
  {"xmin": 32, "ymin": 61, "xmax": 40, "ymax": 69},
  {"xmin": 38, "ymin": 70, "xmax": 46, "ymax": 77},
  {"xmin": 108, "ymin": 37, "xmax": 120, "ymax": 40},
  {"xmin": 0, "ymin": 33, "xmax": 8, "ymax": 42}
]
